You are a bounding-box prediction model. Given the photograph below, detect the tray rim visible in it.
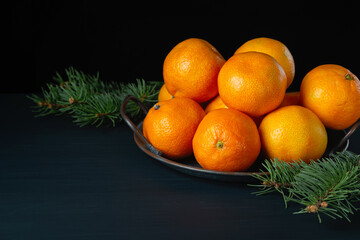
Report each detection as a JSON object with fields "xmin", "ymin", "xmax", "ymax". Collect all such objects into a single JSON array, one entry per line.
[
  {"xmin": 132, "ymin": 121, "xmax": 350, "ymax": 181},
  {"xmin": 121, "ymin": 95, "xmax": 356, "ymax": 182}
]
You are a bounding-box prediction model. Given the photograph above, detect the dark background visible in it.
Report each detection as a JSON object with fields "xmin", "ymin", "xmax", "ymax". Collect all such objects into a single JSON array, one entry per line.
[
  {"xmin": 5, "ymin": 2, "xmax": 360, "ymax": 239},
  {"xmin": 9, "ymin": 0, "xmax": 360, "ymax": 94}
]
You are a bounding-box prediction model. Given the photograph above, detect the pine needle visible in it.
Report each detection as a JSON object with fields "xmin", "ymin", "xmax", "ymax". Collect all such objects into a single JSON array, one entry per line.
[
  {"xmin": 250, "ymin": 151, "xmax": 360, "ymax": 222},
  {"xmin": 27, "ymin": 67, "xmax": 161, "ymax": 127}
]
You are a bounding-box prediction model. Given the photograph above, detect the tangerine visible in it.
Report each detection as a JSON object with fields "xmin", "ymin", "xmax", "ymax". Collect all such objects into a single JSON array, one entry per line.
[
  {"xmin": 163, "ymin": 38, "xmax": 225, "ymax": 103},
  {"xmin": 192, "ymin": 108, "xmax": 261, "ymax": 172},
  {"xmin": 300, "ymin": 64, "xmax": 360, "ymax": 130},
  {"xmin": 218, "ymin": 52, "xmax": 287, "ymax": 117},
  {"xmin": 204, "ymin": 95, "xmax": 264, "ymax": 128},
  {"xmin": 143, "ymin": 97, "xmax": 205, "ymax": 159},
  {"xmin": 204, "ymin": 95, "xmax": 228, "ymax": 114},
  {"xmin": 234, "ymin": 37, "xmax": 295, "ymax": 88},
  {"xmin": 278, "ymin": 91, "xmax": 300, "ymax": 108},
  {"xmin": 158, "ymin": 84, "xmax": 173, "ymax": 101},
  {"xmin": 259, "ymin": 105, "xmax": 328, "ymax": 164}
]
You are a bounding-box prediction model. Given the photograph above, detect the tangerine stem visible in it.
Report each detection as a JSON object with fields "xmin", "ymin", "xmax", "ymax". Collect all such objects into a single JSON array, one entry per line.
[
  {"xmin": 345, "ymin": 74, "xmax": 354, "ymax": 80},
  {"xmin": 216, "ymin": 140, "xmax": 224, "ymax": 149}
]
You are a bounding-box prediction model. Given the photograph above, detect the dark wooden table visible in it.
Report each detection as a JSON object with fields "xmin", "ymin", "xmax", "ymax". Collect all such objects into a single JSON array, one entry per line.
[{"xmin": 1, "ymin": 94, "xmax": 359, "ymax": 240}]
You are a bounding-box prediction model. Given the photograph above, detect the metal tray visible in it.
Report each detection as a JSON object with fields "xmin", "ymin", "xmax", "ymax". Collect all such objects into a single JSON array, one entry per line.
[{"xmin": 121, "ymin": 96, "xmax": 358, "ymax": 183}]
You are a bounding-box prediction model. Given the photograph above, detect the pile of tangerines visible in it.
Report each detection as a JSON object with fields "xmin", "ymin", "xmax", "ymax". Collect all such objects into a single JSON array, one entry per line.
[{"xmin": 143, "ymin": 37, "xmax": 360, "ymax": 172}]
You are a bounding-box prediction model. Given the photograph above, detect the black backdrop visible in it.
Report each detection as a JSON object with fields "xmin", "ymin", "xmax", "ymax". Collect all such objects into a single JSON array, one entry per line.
[{"xmin": 9, "ymin": 0, "xmax": 360, "ymax": 94}]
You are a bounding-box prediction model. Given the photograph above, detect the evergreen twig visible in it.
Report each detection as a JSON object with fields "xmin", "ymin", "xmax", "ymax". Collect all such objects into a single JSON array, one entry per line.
[
  {"xmin": 27, "ymin": 67, "xmax": 162, "ymax": 127},
  {"xmin": 250, "ymin": 151, "xmax": 360, "ymax": 222}
]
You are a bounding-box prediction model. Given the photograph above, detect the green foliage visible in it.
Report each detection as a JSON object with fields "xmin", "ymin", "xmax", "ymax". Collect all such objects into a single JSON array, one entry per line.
[
  {"xmin": 28, "ymin": 67, "xmax": 162, "ymax": 127},
  {"xmin": 250, "ymin": 151, "xmax": 360, "ymax": 223}
]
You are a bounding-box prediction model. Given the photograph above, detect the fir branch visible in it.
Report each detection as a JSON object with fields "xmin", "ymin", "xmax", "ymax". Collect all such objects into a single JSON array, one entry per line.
[
  {"xmin": 28, "ymin": 67, "xmax": 161, "ymax": 127},
  {"xmin": 70, "ymin": 93, "xmax": 123, "ymax": 127},
  {"xmin": 250, "ymin": 151, "xmax": 360, "ymax": 222},
  {"xmin": 27, "ymin": 83, "xmax": 67, "ymax": 116},
  {"xmin": 290, "ymin": 152, "xmax": 360, "ymax": 222},
  {"xmin": 250, "ymin": 159, "xmax": 304, "ymax": 206}
]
